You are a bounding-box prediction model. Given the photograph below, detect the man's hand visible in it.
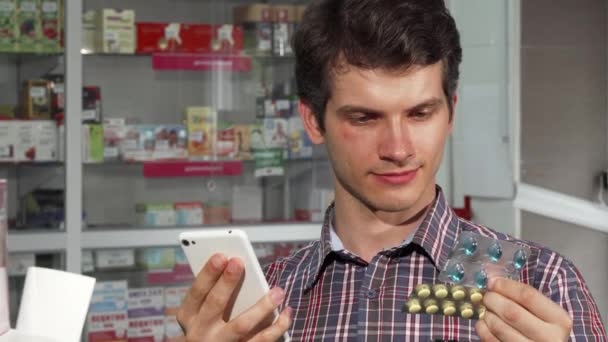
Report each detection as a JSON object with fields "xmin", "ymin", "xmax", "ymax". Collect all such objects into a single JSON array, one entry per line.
[
  {"xmin": 176, "ymin": 253, "xmax": 292, "ymax": 341},
  {"xmin": 475, "ymin": 278, "xmax": 573, "ymax": 341}
]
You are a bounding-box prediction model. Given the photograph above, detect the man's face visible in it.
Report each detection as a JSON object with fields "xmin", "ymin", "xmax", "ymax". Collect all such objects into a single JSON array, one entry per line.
[{"xmin": 300, "ymin": 62, "xmax": 454, "ymax": 214}]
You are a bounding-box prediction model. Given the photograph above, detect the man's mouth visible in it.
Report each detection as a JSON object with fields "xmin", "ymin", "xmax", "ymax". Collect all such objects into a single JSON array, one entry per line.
[{"xmin": 373, "ymin": 168, "xmax": 419, "ymax": 185}]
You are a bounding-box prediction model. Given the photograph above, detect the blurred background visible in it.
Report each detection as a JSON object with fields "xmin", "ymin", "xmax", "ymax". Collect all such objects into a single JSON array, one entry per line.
[{"xmin": 0, "ymin": 0, "xmax": 606, "ymax": 340}]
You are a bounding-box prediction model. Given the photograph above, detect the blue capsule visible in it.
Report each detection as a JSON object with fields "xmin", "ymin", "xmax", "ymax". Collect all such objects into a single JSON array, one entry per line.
[
  {"xmin": 487, "ymin": 242, "xmax": 503, "ymax": 263},
  {"xmin": 447, "ymin": 262, "xmax": 465, "ymax": 283},
  {"xmin": 474, "ymin": 269, "xmax": 488, "ymax": 289},
  {"xmin": 461, "ymin": 235, "xmax": 478, "ymax": 256},
  {"xmin": 513, "ymin": 248, "xmax": 528, "ymax": 270}
]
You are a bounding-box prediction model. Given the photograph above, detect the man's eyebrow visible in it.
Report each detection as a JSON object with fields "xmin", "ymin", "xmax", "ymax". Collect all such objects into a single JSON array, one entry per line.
[
  {"xmin": 335, "ymin": 97, "xmax": 445, "ymax": 116},
  {"xmin": 405, "ymin": 97, "xmax": 444, "ymax": 113}
]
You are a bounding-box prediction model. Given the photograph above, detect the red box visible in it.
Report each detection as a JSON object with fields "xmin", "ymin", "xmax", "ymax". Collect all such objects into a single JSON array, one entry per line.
[{"xmin": 136, "ymin": 23, "xmax": 243, "ymax": 54}]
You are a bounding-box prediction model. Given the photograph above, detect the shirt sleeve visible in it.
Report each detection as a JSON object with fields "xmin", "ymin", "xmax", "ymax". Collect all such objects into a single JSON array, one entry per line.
[{"xmin": 535, "ymin": 251, "xmax": 607, "ymax": 341}]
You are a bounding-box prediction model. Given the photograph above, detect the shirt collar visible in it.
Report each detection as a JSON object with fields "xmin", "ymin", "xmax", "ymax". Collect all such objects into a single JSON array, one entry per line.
[{"xmin": 304, "ymin": 185, "xmax": 461, "ymax": 291}]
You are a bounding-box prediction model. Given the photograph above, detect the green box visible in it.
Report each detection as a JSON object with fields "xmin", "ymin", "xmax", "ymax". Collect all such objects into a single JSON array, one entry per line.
[
  {"xmin": 39, "ymin": 0, "xmax": 61, "ymax": 53},
  {"xmin": 136, "ymin": 247, "xmax": 176, "ymax": 270},
  {"xmin": 16, "ymin": 0, "xmax": 39, "ymax": 52},
  {"xmin": 0, "ymin": 0, "xmax": 18, "ymax": 52}
]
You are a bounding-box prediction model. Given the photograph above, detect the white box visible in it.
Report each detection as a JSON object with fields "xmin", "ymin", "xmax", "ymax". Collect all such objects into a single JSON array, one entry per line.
[
  {"xmin": 15, "ymin": 121, "xmax": 57, "ymax": 162},
  {"xmin": 127, "ymin": 316, "xmax": 164, "ymax": 342},
  {"xmin": 96, "ymin": 9, "xmax": 136, "ymax": 54},
  {"xmin": 231, "ymin": 185, "xmax": 262, "ymax": 221},
  {"xmin": 0, "ymin": 121, "xmax": 17, "ymax": 162},
  {"xmin": 164, "ymin": 315, "xmax": 183, "ymax": 340},
  {"xmin": 127, "ymin": 287, "xmax": 165, "ymax": 318},
  {"xmin": 102, "ymin": 118, "xmax": 126, "ymax": 160},
  {"xmin": 87, "ymin": 280, "xmax": 128, "ymax": 341},
  {"xmin": 82, "ymin": 250, "xmax": 94, "ymax": 273},
  {"xmin": 164, "ymin": 286, "xmax": 188, "ymax": 313},
  {"xmin": 7, "ymin": 253, "xmax": 35, "ymax": 276},
  {"xmin": 94, "ymin": 249, "xmax": 135, "ymax": 269}
]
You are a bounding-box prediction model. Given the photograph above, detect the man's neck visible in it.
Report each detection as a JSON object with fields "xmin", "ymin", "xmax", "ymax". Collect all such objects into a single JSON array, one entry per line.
[{"xmin": 333, "ymin": 185, "xmax": 436, "ymax": 262}]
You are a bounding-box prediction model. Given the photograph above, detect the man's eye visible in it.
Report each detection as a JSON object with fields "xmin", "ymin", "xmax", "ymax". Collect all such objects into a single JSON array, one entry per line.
[
  {"xmin": 351, "ymin": 114, "xmax": 375, "ymax": 124},
  {"xmin": 411, "ymin": 111, "xmax": 431, "ymax": 120}
]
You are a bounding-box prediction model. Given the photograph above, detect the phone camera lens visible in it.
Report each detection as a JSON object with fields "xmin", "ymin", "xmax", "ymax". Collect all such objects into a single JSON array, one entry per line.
[{"xmin": 181, "ymin": 239, "xmax": 190, "ymax": 246}]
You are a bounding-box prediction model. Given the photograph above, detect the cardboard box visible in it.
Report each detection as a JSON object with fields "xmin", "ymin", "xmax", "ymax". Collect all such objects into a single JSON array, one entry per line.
[
  {"xmin": 81, "ymin": 10, "xmax": 96, "ymax": 53},
  {"xmin": 136, "ymin": 22, "xmax": 243, "ymax": 54},
  {"xmin": 82, "ymin": 249, "xmax": 94, "ymax": 273},
  {"xmin": 263, "ymin": 118, "xmax": 288, "ymax": 149},
  {"xmin": 272, "ymin": 5, "xmax": 296, "ymax": 56},
  {"xmin": 21, "ymin": 79, "xmax": 52, "ymax": 119},
  {"xmin": 0, "ymin": 0, "xmax": 18, "ymax": 52},
  {"xmin": 136, "ymin": 248, "xmax": 176, "ymax": 271},
  {"xmin": 216, "ymin": 122, "xmax": 236, "ymax": 159},
  {"xmin": 0, "ymin": 121, "xmax": 16, "ymax": 161},
  {"xmin": 135, "ymin": 203, "xmax": 176, "ymax": 227},
  {"xmin": 16, "ymin": 0, "xmax": 39, "ymax": 52},
  {"xmin": 103, "ymin": 118, "xmax": 126, "ymax": 160},
  {"xmin": 164, "ymin": 315, "xmax": 183, "ymax": 341},
  {"xmin": 83, "ymin": 86, "xmax": 102, "ymax": 122},
  {"xmin": 95, "ymin": 249, "xmax": 135, "ymax": 269},
  {"xmin": 127, "ymin": 287, "xmax": 164, "ymax": 319},
  {"xmin": 87, "ymin": 280, "xmax": 128, "ymax": 342},
  {"xmin": 163, "ymin": 286, "xmax": 188, "ymax": 316},
  {"xmin": 15, "ymin": 120, "xmax": 57, "ymax": 161},
  {"xmin": 234, "ymin": 124, "xmax": 252, "ymax": 160},
  {"xmin": 233, "ymin": 4, "xmax": 272, "ymax": 55},
  {"xmin": 288, "ymin": 116, "xmax": 313, "ymax": 159},
  {"xmin": 152, "ymin": 125, "xmax": 187, "ymax": 161},
  {"xmin": 121, "ymin": 125, "xmax": 155, "ymax": 162},
  {"xmin": 96, "ymin": 8, "xmax": 135, "ymax": 54},
  {"xmin": 174, "ymin": 202, "xmax": 203, "ymax": 226},
  {"xmin": 82, "ymin": 123, "xmax": 104, "ymax": 163},
  {"xmin": 127, "ymin": 316, "xmax": 164, "ymax": 342},
  {"xmin": 204, "ymin": 202, "xmax": 231, "ymax": 225},
  {"xmin": 256, "ymin": 98, "xmax": 291, "ymax": 118},
  {"xmin": 39, "ymin": 0, "xmax": 61, "ymax": 52},
  {"xmin": 185, "ymin": 107, "xmax": 216, "ymax": 159}
]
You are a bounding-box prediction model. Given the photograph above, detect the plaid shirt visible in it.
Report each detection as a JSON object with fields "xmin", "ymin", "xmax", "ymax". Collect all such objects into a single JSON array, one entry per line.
[{"xmin": 265, "ymin": 187, "xmax": 607, "ymax": 341}]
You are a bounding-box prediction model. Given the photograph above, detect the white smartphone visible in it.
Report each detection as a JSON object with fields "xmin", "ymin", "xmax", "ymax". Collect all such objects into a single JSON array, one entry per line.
[{"xmin": 179, "ymin": 229, "xmax": 290, "ymax": 341}]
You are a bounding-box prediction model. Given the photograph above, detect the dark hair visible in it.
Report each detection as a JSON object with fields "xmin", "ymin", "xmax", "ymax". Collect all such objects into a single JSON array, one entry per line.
[{"xmin": 293, "ymin": 0, "xmax": 462, "ymax": 131}]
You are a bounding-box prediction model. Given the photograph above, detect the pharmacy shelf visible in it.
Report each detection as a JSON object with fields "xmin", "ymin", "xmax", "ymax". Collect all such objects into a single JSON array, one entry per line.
[
  {"xmin": 8, "ymin": 231, "xmax": 67, "ymax": 253},
  {"xmin": 81, "ymin": 223, "xmax": 321, "ymax": 250}
]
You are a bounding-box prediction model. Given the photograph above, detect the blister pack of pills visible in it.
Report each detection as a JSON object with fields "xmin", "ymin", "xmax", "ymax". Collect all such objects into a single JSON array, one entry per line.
[
  {"xmin": 402, "ymin": 283, "xmax": 486, "ymax": 320},
  {"xmin": 439, "ymin": 232, "xmax": 531, "ymax": 289}
]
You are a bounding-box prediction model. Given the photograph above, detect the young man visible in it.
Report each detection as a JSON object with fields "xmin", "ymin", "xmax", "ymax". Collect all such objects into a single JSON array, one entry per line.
[{"xmin": 177, "ymin": 0, "xmax": 607, "ymax": 340}]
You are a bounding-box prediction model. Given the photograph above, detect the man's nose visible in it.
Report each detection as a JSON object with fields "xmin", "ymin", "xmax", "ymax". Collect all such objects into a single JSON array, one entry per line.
[{"xmin": 378, "ymin": 120, "xmax": 415, "ymax": 164}]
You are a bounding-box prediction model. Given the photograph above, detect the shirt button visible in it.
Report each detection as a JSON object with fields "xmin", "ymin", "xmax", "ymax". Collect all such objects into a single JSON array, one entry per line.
[{"xmin": 366, "ymin": 288, "xmax": 378, "ymax": 299}]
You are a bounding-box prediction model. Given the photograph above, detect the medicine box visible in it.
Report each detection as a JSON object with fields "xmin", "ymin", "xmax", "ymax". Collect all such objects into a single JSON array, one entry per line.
[
  {"xmin": 87, "ymin": 280, "xmax": 128, "ymax": 342},
  {"xmin": 0, "ymin": 121, "xmax": 16, "ymax": 161},
  {"xmin": 174, "ymin": 202, "xmax": 203, "ymax": 226},
  {"xmin": 15, "ymin": 120, "xmax": 57, "ymax": 162},
  {"xmin": 136, "ymin": 247, "xmax": 176, "ymax": 271},
  {"xmin": 0, "ymin": 0, "xmax": 18, "ymax": 52},
  {"xmin": 127, "ymin": 287, "xmax": 164, "ymax": 318},
  {"xmin": 136, "ymin": 203, "xmax": 176, "ymax": 227},
  {"xmin": 95, "ymin": 249, "xmax": 135, "ymax": 269},
  {"xmin": 185, "ymin": 106, "xmax": 216, "ymax": 159},
  {"xmin": 96, "ymin": 8, "xmax": 135, "ymax": 54}
]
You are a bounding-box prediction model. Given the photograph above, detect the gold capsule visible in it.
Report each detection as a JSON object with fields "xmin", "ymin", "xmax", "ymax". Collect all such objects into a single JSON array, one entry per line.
[
  {"xmin": 478, "ymin": 305, "xmax": 486, "ymax": 319},
  {"xmin": 433, "ymin": 284, "xmax": 448, "ymax": 299},
  {"xmin": 415, "ymin": 284, "xmax": 431, "ymax": 299},
  {"xmin": 460, "ymin": 302, "xmax": 474, "ymax": 319},
  {"xmin": 442, "ymin": 300, "xmax": 456, "ymax": 316},
  {"xmin": 451, "ymin": 285, "xmax": 466, "ymax": 300},
  {"xmin": 469, "ymin": 288, "xmax": 484, "ymax": 304},
  {"xmin": 424, "ymin": 298, "xmax": 439, "ymax": 314},
  {"xmin": 406, "ymin": 298, "xmax": 422, "ymax": 313}
]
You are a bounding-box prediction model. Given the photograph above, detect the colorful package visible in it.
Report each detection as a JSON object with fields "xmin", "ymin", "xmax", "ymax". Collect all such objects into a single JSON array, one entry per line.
[
  {"xmin": 175, "ymin": 202, "xmax": 203, "ymax": 226},
  {"xmin": 0, "ymin": 0, "xmax": 18, "ymax": 52},
  {"xmin": 15, "ymin": 120, "xmax": 57, "ymax": 161},
  {"xmin": 135, "ymin": 203, "xmax": 176, "ymax": 227},
  {"xmin": 234, "ymin": 124, "xmax": 252, "ymax": 160},
  {"xmin": 0, "ymin": 121, "xmax": 16, "ymax": 162},
  {"xmin": 82, "ymin": 123, "xmax": 104, "ymax": 163},
  {"xmin": 39, "ymin": 0, "xmax": 60, "ymax": 52},
  {"xmin": 288, "ymin": 116, "xmax": 312, "ymax": 159},
  {"xmin": 185, "ymin": 106, "xmax": 216, "ymax": 159},
  {"xmin": 96, "ymin": 8, "xmax": 135, "ymax": 54},
  {"xmin": 152, "ymin": 125, "xmax": 187, "ymax": 161},
  {"xmin": 216, "ymin": 122, "xmax": 236, "ymax": 159},
  {"xmin": 87, "ymin": 280, "xmax": 128, "ymax": 342},
  {"xmin": 16, "ymin": 0, "xmax": 39, "ymax": 52},
  {"xmin": 102, "ymin": 118, "xmax": 126, "ymax": 160}
]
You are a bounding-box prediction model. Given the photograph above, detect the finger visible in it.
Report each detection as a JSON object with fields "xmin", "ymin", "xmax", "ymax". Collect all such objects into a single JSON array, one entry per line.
[
  {"xmin": 483, "ymin": 291, "xmax": 552, "ymax": 340},
  {"xmin": 489, "ymin": 278, "xmax": 570, "ymax": 327},
  {"xmin": 223, "ymin": 287, "xmax": 286, "ymax": 339},
  {"xmin": 197, "ymin": 257, "xmax": 245, "ymax": 323},
  {"xmin": 483, "ymin": 311, "xmax": 530, "ymax": 342},
  {"xmin": 177, "ymin": 253, "xmax": 227, "ymax": 327},
  {"xmin": 249, "ymin": 306, "xmax": 293, "ymax": 342},
  {"xmin": 475, "ymin": 319, "xmax": 499, "ymax": 342}
]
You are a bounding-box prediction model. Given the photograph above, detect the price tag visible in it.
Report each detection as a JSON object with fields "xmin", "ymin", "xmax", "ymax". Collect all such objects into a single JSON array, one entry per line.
[{"xmin": 29, "ymin": 87, "xmax": 46, "ymax": 98}]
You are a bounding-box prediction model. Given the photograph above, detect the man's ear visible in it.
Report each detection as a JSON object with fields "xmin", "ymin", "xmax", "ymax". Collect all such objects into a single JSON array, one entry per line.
[{"xmin": 299, "ymin": 100, "xmax": 325, "ymax": 144}]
